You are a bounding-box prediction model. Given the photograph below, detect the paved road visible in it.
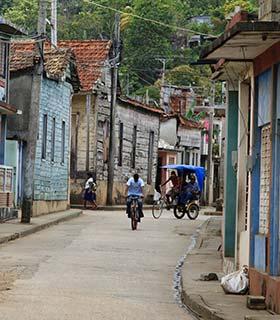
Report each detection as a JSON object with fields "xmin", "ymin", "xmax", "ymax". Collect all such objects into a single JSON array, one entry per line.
[{"xmin": 0, "ymin": 210, "xmax": 204, "ymax": 320}]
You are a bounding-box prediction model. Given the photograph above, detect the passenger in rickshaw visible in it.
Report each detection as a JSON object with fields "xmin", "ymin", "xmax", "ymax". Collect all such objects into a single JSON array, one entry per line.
[{"xmin": 178, "ymin": 174, "xmax": 201, "ymax": 206}]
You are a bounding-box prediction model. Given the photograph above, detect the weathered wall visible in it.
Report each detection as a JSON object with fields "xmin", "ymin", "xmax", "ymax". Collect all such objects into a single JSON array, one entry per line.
[
  {"xmin": 113, "ymin": 102, "xmax": 160, "ymax": 204},
  {"xmin": 70, "ymin": 65, "xmax": 111, "ymax": 206},
  {"xmin": 32, "ymin": 78, "xmax": 72, "ymax": 215},
  {"xmin": 94, "ymin": 65, "xmax": 112, "ymax": 183}
]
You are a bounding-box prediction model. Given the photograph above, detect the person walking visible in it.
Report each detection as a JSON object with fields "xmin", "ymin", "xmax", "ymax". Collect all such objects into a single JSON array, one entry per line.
[{"xmin": 83, "ymin": 173, "xmax": 98, "ymax": 210}]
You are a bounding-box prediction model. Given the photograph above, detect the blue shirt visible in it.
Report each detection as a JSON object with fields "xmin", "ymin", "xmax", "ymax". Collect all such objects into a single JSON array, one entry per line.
[
  {"xmin": 184, "ymin": 182, "xmax": 199, "ymax": 194},
  {"xmin": 127, "ymin": 177, "xmax": 145, "ymax": 196}
]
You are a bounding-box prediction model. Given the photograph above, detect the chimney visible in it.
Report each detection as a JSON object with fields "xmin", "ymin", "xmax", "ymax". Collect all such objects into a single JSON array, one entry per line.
[{"xmin": 259, "ymin": 0, "xmax": 280, "ymax": 21}]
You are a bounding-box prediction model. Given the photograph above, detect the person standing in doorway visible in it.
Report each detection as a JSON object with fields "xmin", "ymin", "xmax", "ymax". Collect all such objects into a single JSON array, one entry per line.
[{"xmin": 84, "ymin": 173, "xmax": 98, "ymax": 210}]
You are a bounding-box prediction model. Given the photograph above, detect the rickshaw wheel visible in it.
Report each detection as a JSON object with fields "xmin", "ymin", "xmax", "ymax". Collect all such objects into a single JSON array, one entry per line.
[
  {"xmin": 173, "ymin": 205, "xmax": 186, "ymax": 219},
  {"xmin": 186, "ymin": 203, "xmax": 199, "ymax": 220}
]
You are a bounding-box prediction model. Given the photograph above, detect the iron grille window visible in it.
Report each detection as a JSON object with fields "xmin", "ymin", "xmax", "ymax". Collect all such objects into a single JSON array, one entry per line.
[
  {"xmin": 147, "ymin": 131, "xmax": 154, "ymax": 184},
  {"xmin": 118, "ymin": 122, "xmax": 123, "ymax": 166},
  {"xmin": 61, "ymin": 121, "xmax": 66, "ymax": 164},
  {"xmin": 131, "ymin": 125, "xmax": 137, "ymax": 168},
  {"xmin": 42, "ymin": 114, "xmax": 48, "ymax": 160},
  {"xmin": 51, "ymin": 117, "xmax": 56, "ymax": 162}
]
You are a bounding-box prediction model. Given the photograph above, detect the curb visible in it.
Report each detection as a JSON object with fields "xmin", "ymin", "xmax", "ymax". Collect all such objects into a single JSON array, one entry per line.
[
  {"xmin": 177, "ymin": 217, "xmax": 224, "ymax": 320},
  {"xmin": 182, "ymin": 292, "xmax": 225, "ymax": 320},
  {"xmin": 173, "ymin": 218, "xmax": 211, "ymax": 317},
  {"xmin": 0, "ymin": 210, "xmax": 82, "ymax": 246},
  {"xmin": 70, "ymin": 205, "xmax": 154, "ymax": 211}
]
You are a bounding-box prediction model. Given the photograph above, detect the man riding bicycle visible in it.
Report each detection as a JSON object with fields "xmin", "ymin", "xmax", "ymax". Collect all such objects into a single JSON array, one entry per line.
[
  {"xmin": 161, "ymin": 171, "xmax": 181, "ymax": 206},
  {"xmin": 126, "ymin": 173, "xmax": 145, "ymax": 221}
]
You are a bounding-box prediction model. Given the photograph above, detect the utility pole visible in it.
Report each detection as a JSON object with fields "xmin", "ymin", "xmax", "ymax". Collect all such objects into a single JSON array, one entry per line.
[
  {"xmin": 157, "ymin": 58, "xmax": 171, "ymax": 111},
  {"xmin": 51, "ymin": 0, "xmax": 57, "ymax": 47},
  {"xmin": 107, "ymin": 13, "xmax": 121, "ymax": 205},
  {"xmin": 21, "ymin": 0, "xmax": 46, "ymax": 223},
  {"xmin": 206, "ymin": 81, "xmax": 215, "ymax": 205}
]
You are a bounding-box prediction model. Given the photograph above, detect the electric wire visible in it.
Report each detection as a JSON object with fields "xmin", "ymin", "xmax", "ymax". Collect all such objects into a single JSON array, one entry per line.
[{"xmin": 88, "ymin": 1, "xmax": 216, "ymax": 38}]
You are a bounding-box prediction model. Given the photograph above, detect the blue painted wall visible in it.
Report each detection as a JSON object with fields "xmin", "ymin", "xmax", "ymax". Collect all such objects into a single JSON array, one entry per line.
[
  {"xmin": 270, "ymin": 65, "xmax": 280, "ymax": 276},
  {"xmin": 34, "ymin": 78, "xmax": 72, "ymax": 201}
]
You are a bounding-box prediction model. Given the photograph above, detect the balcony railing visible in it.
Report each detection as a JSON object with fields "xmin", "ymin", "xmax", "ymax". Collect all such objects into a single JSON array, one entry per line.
[{"xmin": 0, "ymin": 165, "xmax": 13, "ymax": 208}]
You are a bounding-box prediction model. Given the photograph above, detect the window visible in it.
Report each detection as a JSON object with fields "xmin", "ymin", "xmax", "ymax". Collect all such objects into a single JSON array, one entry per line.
[
  {"xmin": 185, "ymin": 150, "xmax": 190, "ymax": 165},
  {"xmin": 147, "ymin": 131, "xmax": 154, "ymax": 184},
  {"xmin": 42, "ymin": 114, "xmax": 47, "ymax": 159},
  {"xmin": 131, "ymin": 125, "xmax": 137, "ymax": 168},
  {"xmin": 0, "ymin": 43, "xmax": 6, "ymax": 78},
  {"xmin": 51, "ymin": 118, "xmax": 56, "ymax": 162},
  {"xmin": 118, "ymin": 122, "xmax": 123, "ymax": 166},
  {"xmin": 61, "ymin": 121, "xmax": 66, "ymax": 164},
  {"xmin": 168, "ymin": 156, "xmax": 175, "ymax": 165}
]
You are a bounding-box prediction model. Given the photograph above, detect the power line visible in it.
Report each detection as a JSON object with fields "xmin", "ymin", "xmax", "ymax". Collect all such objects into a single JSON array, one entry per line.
[{"xmin": 89, "ymin": 1, "xmax": 216, "ymax": 37}]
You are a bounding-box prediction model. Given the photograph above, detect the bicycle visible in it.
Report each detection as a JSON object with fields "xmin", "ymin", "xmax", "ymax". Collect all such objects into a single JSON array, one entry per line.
[
  {"xmin": 152, "ymin": 192, "xmax": 172, "ymax": 219},
  {"xmin": 129, "ymin": 196, "xmax": 141, "ymax": 230}
]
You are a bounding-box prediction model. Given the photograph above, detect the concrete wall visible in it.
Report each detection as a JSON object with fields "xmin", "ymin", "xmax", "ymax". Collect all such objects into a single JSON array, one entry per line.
[
  {"xmin": 32, "ymin": 78, "xmax": 72, "ymax": 216},
  {"xmin": 160, "ymin": 118, "xmax": 177, "ymax": 145},
  {"xmin": 113, "ymin": 101, "xmax": 160, "ymax": 204}
]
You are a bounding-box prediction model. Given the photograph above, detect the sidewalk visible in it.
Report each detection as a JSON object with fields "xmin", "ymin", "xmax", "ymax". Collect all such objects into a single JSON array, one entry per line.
[
  {"xmin": 181, "ymin": 217, "xmax": 271, "ymax": 320},
  {"xmin": 0, "ymin": 209, "xmax": 82, "ymax": 245}
]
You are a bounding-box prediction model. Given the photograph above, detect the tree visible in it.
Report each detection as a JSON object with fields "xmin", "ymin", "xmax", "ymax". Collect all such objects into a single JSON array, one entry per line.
[
  {"xmin": 122, "ymin": 0, "xmax": 176, "ymax": 92},
  {"xmin": 4, "ymin": 0, "xmax": 38, "ymax": 34},
  {"xmin": 223, "ymin": 0, "xmax": 258, "ymax": 15}
]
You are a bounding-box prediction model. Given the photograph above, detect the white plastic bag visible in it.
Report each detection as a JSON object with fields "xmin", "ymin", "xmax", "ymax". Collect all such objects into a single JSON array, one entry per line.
[
  {"xmin": 221, "ymin": 266, "xmax": 249, "ymax": 294},
  {"xmin": 153, "ymin": 190, "xmax": 161, "ymax": 201}
]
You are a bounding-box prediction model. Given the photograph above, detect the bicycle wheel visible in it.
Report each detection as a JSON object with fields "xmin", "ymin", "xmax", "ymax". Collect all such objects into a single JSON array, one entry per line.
[
  {"xmin": 186, "ymin": 203, "xmax": 199, "ymax": 220},
  {"xmin": 152, "ymin": 199, "xmax": 164, "ymax": 219},
  {"xmin": 131, "ymin": 205, "xmax": 138, "ymax": 230},
  {"xmin": 173, "ymin": 205, "xmax": 186, "ymax": 219}
]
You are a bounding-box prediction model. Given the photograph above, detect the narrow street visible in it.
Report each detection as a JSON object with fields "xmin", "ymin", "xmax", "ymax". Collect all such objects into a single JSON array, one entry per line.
[{"xmin": 0, "ymin": 210, "xmax": 204, "ymax": 320}]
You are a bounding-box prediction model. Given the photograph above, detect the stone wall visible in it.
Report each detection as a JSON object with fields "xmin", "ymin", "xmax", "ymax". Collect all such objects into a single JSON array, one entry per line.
[
  {"xmin": 113, "ymin": 101, "xmax": 160, "ymax": 204},
  {"xmin": 33, "ymin": 78, "xmax": 72, "ymax": 210}
]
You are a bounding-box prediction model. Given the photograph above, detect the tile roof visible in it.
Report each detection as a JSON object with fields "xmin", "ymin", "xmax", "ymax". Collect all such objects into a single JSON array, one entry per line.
[
  {"xmin": 58, "ymin": 40, "xmax": 112, "ymax": 92},
  {"xmin": 161, "ymin": 113, "xmax": 203, "ymax": 129},
  {"xmin": 118, "ymin": 97, "xmax": 164, "ymax": 115},
  {"xmin": 10, "ymin": 41, "xmax": 80, "ymax": 90}
]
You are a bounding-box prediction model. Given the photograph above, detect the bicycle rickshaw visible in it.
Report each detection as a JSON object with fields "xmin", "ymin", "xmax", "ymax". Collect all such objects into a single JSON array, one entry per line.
[{"xmin": 152, "ymin": 164, "xmax": 205, "ymax": 220}]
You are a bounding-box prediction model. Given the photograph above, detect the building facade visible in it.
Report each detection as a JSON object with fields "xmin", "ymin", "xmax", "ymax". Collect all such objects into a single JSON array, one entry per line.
[
  {"xmin": 58, "ymin": 40, "xmax": 113, "ymax": 206},
  {"xmin": 0, "ymin": 18, "xmax": 24, "ymax": 220},
  {"xmin": 8, "ymin": 41, "xmax": 79, "ymax": 218},
  {"xmin": 113, "ymin": 97, "xmax": 162, "ymax": 204},
  {"xmin": 201, "ymin": 2, "xmax": 280, "ymax": 312}
]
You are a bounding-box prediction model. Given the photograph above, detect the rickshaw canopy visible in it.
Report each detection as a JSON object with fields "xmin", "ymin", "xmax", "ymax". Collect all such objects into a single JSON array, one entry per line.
[{"xmin": 161, "ymin": 164, "xmax": 205, "ymax": 191}]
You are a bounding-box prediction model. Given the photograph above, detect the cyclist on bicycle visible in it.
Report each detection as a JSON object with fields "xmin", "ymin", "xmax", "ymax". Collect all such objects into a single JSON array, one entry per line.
[
  {"xmin": 126, "ymin": 173, "xmax": 145, "ymax": 221},
  {"xmin": 161, "ymin": 171, "xmax": 181, "ymax": 206}
]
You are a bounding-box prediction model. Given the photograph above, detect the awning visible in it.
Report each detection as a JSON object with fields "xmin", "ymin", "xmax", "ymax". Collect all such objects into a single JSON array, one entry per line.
[
  {"xmin": 0, "ymin": 101, "xmax": 21, "ymax": 115},
  {"xmin": 0, "ymin": 17, "xmax": 26, "ymax": 37},
  {"xmin": 201, "ymin": 21, "xmax": 280, "ymax": 61}
]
